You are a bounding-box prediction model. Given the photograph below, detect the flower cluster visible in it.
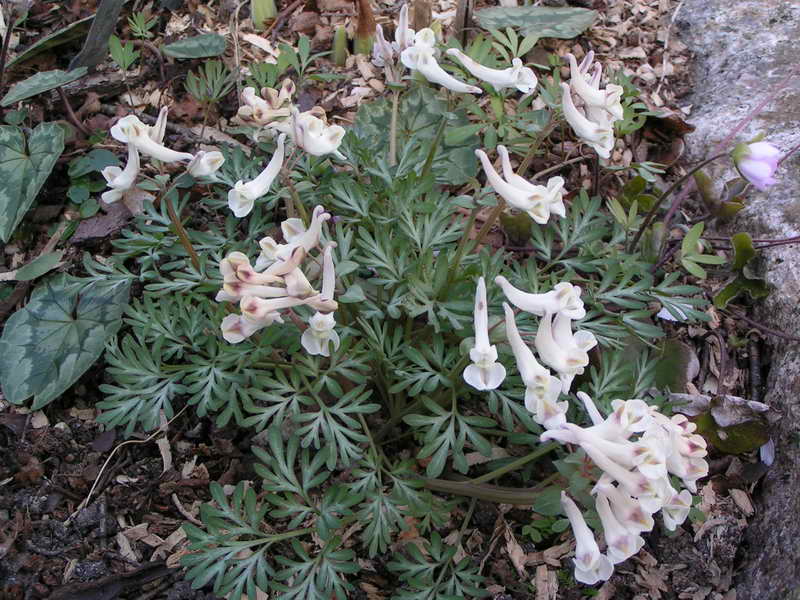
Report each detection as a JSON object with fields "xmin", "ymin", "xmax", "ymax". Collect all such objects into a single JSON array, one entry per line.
[
  {"xmin": 476, "ymin": 145, "xmax": 566, "ymax": 224},
  {"xmin": 372, "ymin": 5, "xmax": 536, "ymax": 96},
  {"xmin": 560, "ymin": 52, "xmax": 624, "ymax": 159},
  {"xmin": 463, "ymin": 277, "xmax": 594, "ymax": 429},
  {"xmin": 216, "ymin": 205, "xmax": 340, "ymax": 356},
  {"xmin": 544, "ymin": 393, "xmax": 708, "ymax": 584},
  {"xmin": 105, "ymin": 108, "xmax": 224, "ymax": 213},
  {"xmin": 463, "ymin": 278, "xmax": 708, "ymax": 584}
]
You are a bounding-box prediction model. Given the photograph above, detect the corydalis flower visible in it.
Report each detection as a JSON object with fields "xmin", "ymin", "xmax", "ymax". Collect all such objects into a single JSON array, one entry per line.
[
  {"xmin": 560, "ymin": 82, "xmax": 615, "ymax": 160},
  {"xmin": 566, "ymin": 52, "xmax": 624, "ymax": 122},
  {"xmin": 256, "ymin": 205, "xmax": 331, "ymax": 270},
  {"xmin": 228, "ymin": 134, "xmax": 286, "ymax": 217},
  {"xmin": 288, "ymin": 107, "xmax": 346, "ymax": 159},
  {"xmin": 475, "ymin": 147, "xmax": 565, "ymax": 223},
  {"xmin": 237, "ymin": 79, "xmax": 295, "ymax": 129},
  {"xmin": 503, "ymin": 303, "xmax": 566, "ymax": 429},
  {"xmin": 301, "ymin": 312, "xmax": 340, "ymax": 357},
  {"xmin": 463, "ymin": 277, "xmax": 506, "ymax": 391},
  {"xmin": 446, "ymin": 49, "xmax": 537, "ymax": 94},
  {"xmin": 595, "ymin": 493, "xmax": 645, "ymax": 564},
  {"xmin": 733, "ymin": 140, "xmax": 781, "ymax": 191},
  {"xmin": 535, "ymin": 311, "xmax": 597, "ymax": 393},
  {"xmin": 188, "ymin": 150, "xmax": 225, "ymax": 180},
  {"xmin": 495, "ymin": 276, "xmax": 584, "ymax": 319},
  {"xmin": 101, "ymin": 143, "xmax": 140, "ymax": 204},
  {"xmin": 561, "ymin": 492, "xmax": 614, "ymax": 585},
  {"xmin": 400, "ymin": 30, "xmax": 482, "ymax": 95},
  {"xmin": 110, "ymin": 114, "xmax": 194, "ymax": 163}
]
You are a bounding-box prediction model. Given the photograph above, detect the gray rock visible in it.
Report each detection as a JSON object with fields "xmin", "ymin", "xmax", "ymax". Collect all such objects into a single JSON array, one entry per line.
[{"xmin": 678, "ymin": 2, "xmax": 800, "ymax": 599}]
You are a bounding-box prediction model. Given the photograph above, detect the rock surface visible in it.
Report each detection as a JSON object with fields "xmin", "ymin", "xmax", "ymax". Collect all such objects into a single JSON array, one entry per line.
[{"xmin": 677, "ymin": 2, "xmax": 800, "ymax": 599}]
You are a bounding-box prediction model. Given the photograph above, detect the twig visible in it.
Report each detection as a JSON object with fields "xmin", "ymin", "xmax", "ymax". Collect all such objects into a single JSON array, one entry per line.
[
  {"xmin": 131, "ymin": 40, "xmax": 165, "ymax": 82},
  {"xmin": 266, "ymin": 0, "xmax": 305, "ymax": 41},
  {"xmin": 57, "ymin": 87, "xmax": 90, "ymax": 137},
  {"xmin": 530, "ymin": 155, "xmax": 585, "ymax": 181}
]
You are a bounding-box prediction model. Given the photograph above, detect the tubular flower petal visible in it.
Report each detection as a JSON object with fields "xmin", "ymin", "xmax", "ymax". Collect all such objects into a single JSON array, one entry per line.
[
  {"xmin": 372, "ymin": 24, "xmax": 396, "ymax": 68},
  {"xmin": 596, "ymin": 493, "xmax": 645, "ymax": 564},
  {"xmin": 495, "ymin": 276, "xmax": 585, "ymax": 319},
  {"xmin": 236, "ymin": 80, "xmax": 295, "ymax": 129},
  {"xmin": 394, "ymin": 4, "xmax": 414, "ymax": 51},
  {"xmin": 188, "ymin": 150, "xmax": 225, "ymax": 180},
  {"xmin": 661, "ymin": 489, "xmax": 692, "ymax": 531},
  {"xmin": 110, "ymin": 115, "xmax": 194, "ymax": 163},
  {"xmin": 446, "ymin": 49, "xmax": 538, "ymax": 94},
  {"xmin": 463, "ymin": 277, "xmax": 506, "ymax": 391},
  {"xmin": 566, "ymin": 53, "xmax": 624, "ymax": 122},
  {"xmin": 734, "ymin": 141, "xmax": 781, "ymax": 190},
  {"xmin": 228, "ymin": 134, "xmax": 286, "ymax": 217},
  {"xmin": 535, "ymin": 311, "xmax": 597, "ymax": 393},
  {"xmin": 560, "ymin": 83, "xmax": 615, "ymax": 159},
  {"xmin": 101, "ymin": 143, "xmax": 140, "ymax": 204},
  {"xmin": 221, "ymin": 314, "xmax": 268, "ymax": 344},
  {"xmin": 290, "ymin": 107, "xmax": 346, "ymax": 159},
  {"xmin": 401, "ymin": 45, "xmax": 482, "ymax": 95},
  {"xmin": 150, "ymin": 107, "xmax": 168, "ymax": 144},
  {"xmin": 561, "ymin": 492, "xmax": 614, "ymax": 585},
  {"xmin": 476, "ymin": 148, "xmax": 565, "ymax": 223},
  {"xmin": 593, "ymin": 480, "xmax": 655, "ymax": 533},
  {"xmin": 301, "ymin": 312, "xmax": 340, "ymax": 357},
  {"xmin": 503, "ymin": 303, "xmax": 566, "ymax": 429}
]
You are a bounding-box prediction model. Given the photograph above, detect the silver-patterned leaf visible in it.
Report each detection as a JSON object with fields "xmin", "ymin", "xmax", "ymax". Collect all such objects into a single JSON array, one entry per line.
[
  {"xmin": 474, "ymin": 6, "xmax": 597, "ymax": 39},
  {"xmin": 0, "ymin": 122, "xmax": 66, "ymax": 242},
  {"xmin": 162, "ymin": 34, "xmax": 227, "ymax": 59},
  {"xmin": 0, "ymin": 274, "xmax": 131, "ymax": 410},
  {"xmin": 1, "ymin": 67, "xmax": 88, "ymax": 106}
]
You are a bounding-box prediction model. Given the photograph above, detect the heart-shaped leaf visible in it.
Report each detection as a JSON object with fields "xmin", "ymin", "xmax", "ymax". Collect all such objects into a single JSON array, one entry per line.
[
  {"xmin": 0, "ymin": 275, "xmax": 131, "ymax": 410},
  {"xmin": 474, "ymin": 6, "xmax": 597, "ymax": 39},
  {"xmin": 0, "ymin": 122, "xmax": 66, "ymax": 242},
  {"xmin": 162, "ymin": 34, "xmax": 227, "ymax": 58},
  {"xmin": 1, "ymin": 67, "xmax": 88, "ymax": 106}
]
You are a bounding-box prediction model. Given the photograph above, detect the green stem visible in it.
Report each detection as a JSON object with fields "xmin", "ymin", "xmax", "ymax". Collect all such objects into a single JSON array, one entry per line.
[
  {"xmin": 420, "ymin": 478, "xmax": 548, "ymax": 505},
  {"xmin": 468, "ymin": 442, "xmax": 559, "ymax": 484},
  {"xmin": 281, "ymin": 170, "xmax": 308, "ymax": 224},
  {"xmin": 420, "ymin": 115, "xmax": 448, "ymax": 180},
  {"xmin": 389, "ymin": 89, "xmax": 401, "ymax": 167},
  {"xmin": 162, "ymin": 184, "xmax": 201, "ymax": 272},
  {"xmin": 518, "ymin": 117, "xmax": 556, "ymax": 175},
  {"xmin": 442, "ymin": 203, "xmax": 481, "ymax": 294},
  {"xmin": 627, "ymin": 152, "xmax": 729, "ymax": 253}
]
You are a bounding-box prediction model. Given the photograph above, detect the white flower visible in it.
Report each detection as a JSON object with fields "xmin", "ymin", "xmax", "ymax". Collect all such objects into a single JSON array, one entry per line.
[
  {"xmin": 216, "ymin": 251, "xmax": 286, "ymax": 302},
  {"xmin": 561, "ymin": 492, "xmax": 614, "ymax": 585},
  {"xmin": 446, "ymin": 49, "xmax": 537, "ymax": 94},
  {"xmin": 535, "ymin": 311, "xmax": 597, "ymax": 392},
  {"xmin": 401, "ymin": 42, "xmax": 482, "ymax": 95},
  {"xmin": 661, "ymin": 489, "xmax": 692, "ymax": 531},
  {"xmin": 188, "ymin": 150, "xmax": 225, "ymax": 180},
  {"xmin": 305, "ymin": 243, "xmax": 338, "ymax": 313},
  {"xmin": 586, "ymin": 398, "xmax": 653, "ymax": 441},
  {"xmin": 463, "ymin": 277, "xmax": 506, "ymax": 391},
  {"xmin": 110, "ymin": 114, "xmax": 194, "ymax": 163},
  {"xmin": 394, "ymin": 5, "xmax": 415, "ymax": 51},
  {"xmin": 475, "ymin": 148, "xmax": 565, "ymax": 223},
  {"xmin": 566, "ymin": 52, "xmax": 624, "ymax": 122},
  {"xmin": 221, "ymin": 313, "xmax": 273, "ymax": 344},
  {"xmin": 301, "ymin": 311, "xmax": 340, "ymax": 357},
  {"xmin": 596, "ymin": 493, "xmax": 645, "ymax": 564},
  {"xmin": 503, "ymin": 303, "xmax": 566, "ymax": 429},
  {"xmin": 228, "ymin": 133, "xmax": 286, "ymax": 217},
  {"xmin": 372, "ymin": 24, "xmax": 396, "ymax": 68},
  {"xmin": 240, "ymin": 294, "xmax": 319, "ymax": 322},
  {"xmin": 290, "ymin": 107, "xmax": 346, "ymax": 159},
  {"xmin": 560, "ymin": 83, "xmax": 615, "ymax": 159},
  {"xmin": 495, "ymin": 277, "xmax": 584, "ymax": 319},
  {"xmin": 236, "ymin": 80, "xmax": 295, "ymax": 129},
  {"xmin": 258, "ymin": 205, "xmax": 332, "ymax": 271},
  {"xmin": 101, "ymin": 143, "xmax": 140, "ymax": 204},
  {"xmin": 150, "ymin": 107, "xmax": 169, "ymax": 144},
  {"xmin": 593, "ymin": 479, "xmax": 655, "ymax": 533}
]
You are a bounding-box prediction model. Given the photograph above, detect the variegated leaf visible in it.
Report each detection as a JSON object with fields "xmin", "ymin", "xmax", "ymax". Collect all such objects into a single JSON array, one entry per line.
[
  {"xmin": 0, "ymin": 122, "xmax": 66, "ymax": 242},
  {"xmin": 1, "ymin": 67, "xmax": 88, "ymax": 106},
  {"xmin": 0, "ymin": 274, "xmax": 131, "ymax": 410},
  {"xmin": 475, "ymin": 6, "xmax": 597, "ymax": 39}
]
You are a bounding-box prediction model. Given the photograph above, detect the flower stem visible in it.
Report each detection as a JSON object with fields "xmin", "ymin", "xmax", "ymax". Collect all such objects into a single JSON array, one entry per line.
[
  {"xmin": 420, "ymin": 472, "xmax": 558, "ymax": 505},
  {"xmin": 162, "ymin": 185, "xmax": 201, "ymax": 271},
  {"xmin": 420, "ymin": 115, "xmax": 448, "ymax": 180},
  {"xmin": 389, "ymin": 89, "xmax": 401, "ymax": 166},
  {"xmin": 627, "ymin": 153, "xmax": 728, "ymax": 253},
  {"xmin": 468, "ymin": 442, "xmax": 560, "ymax": 484}
]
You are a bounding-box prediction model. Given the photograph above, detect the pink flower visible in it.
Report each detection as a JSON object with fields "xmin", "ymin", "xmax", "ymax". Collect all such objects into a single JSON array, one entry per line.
[{"xmin": 736, "ymin": 141, "xmax": 781, "ymax": 191}]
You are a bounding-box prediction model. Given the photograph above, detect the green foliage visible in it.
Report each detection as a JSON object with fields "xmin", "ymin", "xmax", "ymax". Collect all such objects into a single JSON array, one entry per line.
[
  {"xmin": 0, "ymin": 67, "xmax": 88, "ymax": 106},
  {"xmin": 0, "ymin": 122, "xmax": 65, "ymax": 242},
  {"xmin": 0, "ymin": 275, "xmax": 130, "ymax": 409},
  {"xmin": 14, "ymin": 251, "xmax": 63, "ymax": 281},
  {"xmin": 162, "ymin": 33, "xmax": 227, "ymax": 59},
  {"xmin": 474, "ymin": 6, "xmax": 596, "ymax": 40},
  {"xmin": 680, "ymin": 222, "xmax": 726, "ymax": 279},
  {"xmin": 128, "ymin": 11, "xmax": 158, "ymax": 39},
  {"xmin": 108, "ymin": 34, "xmax": 139, "ymax": 71},
  {"xmin": 353, "ymin": 86, "xmax": 481, "ymax": 185},
  {"xmin": 185, "ymin": 60, "xmax": 235, "ymax": 105}
]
